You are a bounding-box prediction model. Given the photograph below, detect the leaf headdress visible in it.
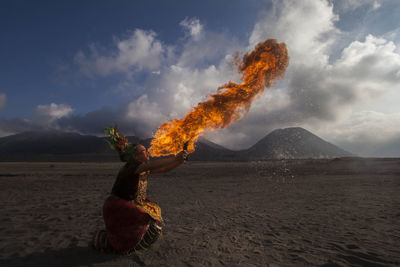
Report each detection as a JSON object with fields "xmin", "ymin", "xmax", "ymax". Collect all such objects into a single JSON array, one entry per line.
[{"xmin": 104, "ymin": 126, "xmax": 137, "ymax": 162}]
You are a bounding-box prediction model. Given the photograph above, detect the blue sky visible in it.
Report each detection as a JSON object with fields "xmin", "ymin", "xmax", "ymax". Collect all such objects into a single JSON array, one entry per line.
[{"xmin": 1, "ymin": 0, "xmax": 400, "ymax": 156}]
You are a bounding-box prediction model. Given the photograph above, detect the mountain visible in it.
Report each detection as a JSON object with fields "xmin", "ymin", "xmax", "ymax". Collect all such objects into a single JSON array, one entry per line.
[
  {"xmin": 0, "ymin": 130, "xmax": 108, "ymax": 154},
  {"xmin": 187, "ymin": 137, "xmax": 237, "ymax": 161},
  {"xmin": 0, "ymin": 130, "xmax": 140, "ymax": 162},
  {"xmin": 244, "ymin": 127, "xmax": 353, "ymax": 159},
  {"xmin": 0, "ymin": 127, "xmax": 353, "ymax": 161}
]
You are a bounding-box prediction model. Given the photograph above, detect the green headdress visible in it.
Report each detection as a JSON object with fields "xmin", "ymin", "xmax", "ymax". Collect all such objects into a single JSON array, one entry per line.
[{"xmin": 104, "ymin": 126, "xmax": 137, "ymax": 162}]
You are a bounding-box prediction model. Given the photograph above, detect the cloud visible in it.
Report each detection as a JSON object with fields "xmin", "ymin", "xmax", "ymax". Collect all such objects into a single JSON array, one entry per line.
[
  {"xmin": 31, "ymin": 103, "xmax": 73, "ymax": 127},
  {"xmin": 125, "ymin": 94, "xmax": 167, "ymax": 135},
  {"xmin": 54, "ymin": 17, "xmax": 242, "ymax": 138},
  {"xmin": 325, "ymin": 110, "xmax": 400, "ymax": 143},
  {"xmin": 75, "ymin": 29, "xmax": 164, "ymax": 77},
  {"xmin": 118, "ymin": 21, "xmax": 241, "ymax": 136},
  {"xmin": 315, "ymin": 110, "xmax": 400, "ymax": 156},
  {"xmin": 332, "ymin": 0, "xmax": 384, "ymax": 11},
  {"xmin": 154, "ymin": 61, "xmax": 240, "ymax": 116},
  {"xmin": 56, "ymin": 102, "xmax": 164, "ymax": 137},
  {"xmin": 250, "ymin": 0, "xmax": 339, "ymax": 67},
  {"xmin": 180, "ymin": 17, "xmax": 203, "ymax": 40},
  {"xmin": 373, "ymin": 1, "xmax": 382, "ymax": 9},
  {"xmin": 50, "ymin": 65, "xmax": 236, "ymax": 138},
  {"xmin": 0, "ymin": 117, "xmax": 36, "ymax": 137},
  {"xmin": 0, "ymin": 104, "xmax": 131, "ymax": 138},
  {"xmin": 0, "ymin": 93, "xmax": 6, "ymax": 109},
  {"xmin": 56, "ymin": 106, "xmax": 125, "ymax": 136},
  {"xmin": 0, "ymin": 103, "xmax": 73, "ymax": 137},
  {"xmin": 204, "ymin": 0, "xmax": 400, "ymax": 152},
  {"xmin": 177, "ymin": 31, "xmax": 241, "ymax": 69},
  {"xmin": 332, "ymin": 35, "xmax": 400, "ymax": 96},
  {"xmin": 0, "ymin": 18, "xmax": 241, "ymax": 139}
]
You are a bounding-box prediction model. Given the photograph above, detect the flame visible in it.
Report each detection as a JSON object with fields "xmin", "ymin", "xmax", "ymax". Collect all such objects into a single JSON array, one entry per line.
[{"xmin": 149, "ymin": 39, "xmax": 289, "ymax": 157}]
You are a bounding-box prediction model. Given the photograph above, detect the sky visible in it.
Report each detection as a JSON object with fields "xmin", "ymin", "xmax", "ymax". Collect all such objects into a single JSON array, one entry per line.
[{"xmin": 1, "ymin": 0, "xmax": 400, "ymax": 157}]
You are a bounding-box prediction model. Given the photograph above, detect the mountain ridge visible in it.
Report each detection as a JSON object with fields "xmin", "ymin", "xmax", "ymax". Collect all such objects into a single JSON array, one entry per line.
[{"xmin": 0, "ymin": 127, "xmax": 354, "ymax": 161}]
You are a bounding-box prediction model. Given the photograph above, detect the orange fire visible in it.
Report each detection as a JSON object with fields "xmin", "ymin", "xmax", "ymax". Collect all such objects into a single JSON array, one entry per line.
[{"xmin": 149, "ymin": 39, "xmax": 289, "ymax": 157}]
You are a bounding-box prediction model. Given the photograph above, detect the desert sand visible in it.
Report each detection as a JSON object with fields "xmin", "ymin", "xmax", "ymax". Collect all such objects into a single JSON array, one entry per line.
[{"xmin": 0, "ymin": 158, "xmax": 399, "ymax": 266}]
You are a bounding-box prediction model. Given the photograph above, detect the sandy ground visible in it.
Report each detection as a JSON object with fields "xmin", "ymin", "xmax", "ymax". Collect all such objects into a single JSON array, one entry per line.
[{"xmin": 0, "ymin": 158, "xmax": 399, "ymax": 267}]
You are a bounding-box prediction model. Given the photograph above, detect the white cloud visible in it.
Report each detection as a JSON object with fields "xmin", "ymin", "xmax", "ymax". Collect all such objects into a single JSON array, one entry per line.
[
  {"xmin": 110, "ymin": 23, "xmax": 242, "ymax": 137},
  {"xmin": 32, "ymin": 103, "xmax": 73, "ymax": 126},
  {"xmin": 323, "ymin": 110, "xmax": 400, "ymax": 143},
  {"xmin": 180, "ymin": 17, "xmax": 203, "ymax": 40},
  {"xmin": 331, "ymin": 34, "xmax": 400, "ymax": 98},
  {"xmin": 0, "ymin": 117, "xmax": 35, "ymax": 137},
  {"xmin": 373, "ymin": 1, "xmax": 381, "ymax": 9},
  {"xmin": 203, "ymin": 0, "xmax": 400, "ymax": 152},
  {"xmin": 75, "ymin": 29, "xmax": 164, "ymax": 77},
  {"xmin": 125, "ymin": 94, "xmax": 166, "ymax": 134},
  {"xmin": 250, "ymin": 0, "xmax": 339, "ymax": 67},
  {"xmin": 23, "ymin": 18, "xmax": 241, "ymax": 139},
  {"xmin": 314, "ymin": 110, "xmax": 400, "ymax": 156},
  {"xmin": 160, "ymin": 62, "xmax": 240, "ymax": 116},
  {"xmin": 114, "ymin": 57, "xmax": 241, "ymax": 138},
  {"xmin": 0, "ymin": 103, "xmax": 74, "ymax": 137},
  {"xmin": 176, "ymin": 31, "xmax": 241, "ymax": 69},
  {"xmin": 0, "ymin": 93, "xmax": 6, "ymax": 109},
  {"xmin": 332, "ymin": 0, "xmax": 384, "ymax": 11}
]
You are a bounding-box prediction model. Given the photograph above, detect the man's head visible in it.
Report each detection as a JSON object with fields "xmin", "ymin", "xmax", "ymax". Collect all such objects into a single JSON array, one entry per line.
[
  {"xmin": 119, "ymin": 143, "xmax": 148, "ymax": 163},
  {"xmin": 104, "ymin": 126, "xmax": 150, "ymax": 163},
  {"xmin": 132, "ymin": 144, "xmax": 149, "ymax": 163}
]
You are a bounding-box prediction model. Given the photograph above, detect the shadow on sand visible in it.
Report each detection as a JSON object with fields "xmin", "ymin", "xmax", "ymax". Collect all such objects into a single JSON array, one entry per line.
[{"xmin": 0, "ymin": 246, "xmax": 145, "ymax": 267}]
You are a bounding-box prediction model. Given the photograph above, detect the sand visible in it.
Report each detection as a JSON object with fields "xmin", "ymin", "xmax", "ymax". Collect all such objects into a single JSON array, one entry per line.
[{"xmin": 0, "ymin": 158, "xmax": 399, "ymax": 266}]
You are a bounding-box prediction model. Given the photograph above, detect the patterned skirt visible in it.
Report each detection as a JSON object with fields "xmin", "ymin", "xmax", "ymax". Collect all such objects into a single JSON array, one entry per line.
[{"xmin": 92, "ymin": 195, "xmax": 163, "ymax": 254}]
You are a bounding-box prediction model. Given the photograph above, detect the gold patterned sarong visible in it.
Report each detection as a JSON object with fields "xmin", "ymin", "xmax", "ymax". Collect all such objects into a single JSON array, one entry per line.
[{"xmin": 134, "ymin": 200, "xmax": 163, "ymax": 222}]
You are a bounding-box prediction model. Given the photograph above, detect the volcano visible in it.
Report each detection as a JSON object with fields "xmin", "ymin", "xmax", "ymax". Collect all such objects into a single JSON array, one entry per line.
[{"xmin": 243, "ymin": 127, "xmax": 353, "ymax": 160}]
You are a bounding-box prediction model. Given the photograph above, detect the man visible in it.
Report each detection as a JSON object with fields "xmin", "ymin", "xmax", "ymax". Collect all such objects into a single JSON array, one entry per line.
[{"xmin": 93, "ymin": 126, "xmax": 188, "ymax": 255}]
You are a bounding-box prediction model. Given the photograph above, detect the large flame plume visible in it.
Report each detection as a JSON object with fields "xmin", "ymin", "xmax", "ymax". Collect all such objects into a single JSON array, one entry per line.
[{"xmin": 149, "ymin": 39, "xmax": 289, "ymax": 157}]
